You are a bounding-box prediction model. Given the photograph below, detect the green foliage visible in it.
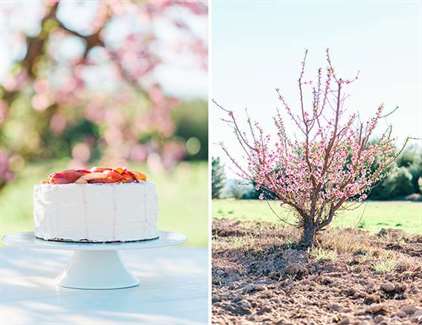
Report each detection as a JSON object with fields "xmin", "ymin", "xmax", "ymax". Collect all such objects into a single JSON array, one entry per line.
[
  {"xmin": 369, "ymin": 146, "xmax": 422, "ymax": 200},
  {"xmin": 370, "ymin": 166, "xmax": 414, "ymax": 200},
  {"xmin": 222, "ymin": 179, "xmax": 277, "ymax": 200},
  {"xmin": 245, "ymin": 181, "xmax": 277, "ymax": 200},
  {"xmin": 397, "ymin": 149, "xmax": 417, "ymax": 168},
  {"xmin": 0, "ymin": 97, "xmax": 206, "ymax": 172},
  {"xmin": 408, "ymin": 158, "xmax": 422, "ymax": 193},
  {"xmin": 391, "ymin": 167, "xmax": 415, "ymax": 196},
  {"xmin": 212, "ymin": 157, "xmax": 225, "ymax": 199},
  {"xmin": 226, "ymin": 179, "xmax": 252, "ymax": 199},
  {"xmin": 239, "ymin": 183, "xmax": 261, "ymax": 199},
  {"xmin": 172, "ymin": 100, "xmax": 208, "ymax": 161},
  {"xmin": 222, "ymin": 179, "xmax": 257, "ymax": 199},
  {"xmin": 44, "ymin": 118, "xmax": 101, "ymax": 161}
]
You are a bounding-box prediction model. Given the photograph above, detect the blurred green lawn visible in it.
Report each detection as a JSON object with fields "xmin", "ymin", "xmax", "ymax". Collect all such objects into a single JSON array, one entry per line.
[
  {"xmin": 213, "ymin": 199, "xmax": 422, "ymax": 234},
  {"xmin": 0, "ymin": 160, "xmax": 208, "ymax": 247}
]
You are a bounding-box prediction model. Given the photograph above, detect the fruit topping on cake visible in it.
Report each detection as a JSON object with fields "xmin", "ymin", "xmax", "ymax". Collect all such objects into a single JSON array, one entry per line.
[{"xmin": 45, "ymin": 167, "xmax": 147, "ymax": 184}]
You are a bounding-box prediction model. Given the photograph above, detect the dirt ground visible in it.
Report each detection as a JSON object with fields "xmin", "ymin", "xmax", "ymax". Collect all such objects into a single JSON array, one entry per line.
[{"xmin": 212, "ymin": 219, "xmax": 422, "ymax": 324}]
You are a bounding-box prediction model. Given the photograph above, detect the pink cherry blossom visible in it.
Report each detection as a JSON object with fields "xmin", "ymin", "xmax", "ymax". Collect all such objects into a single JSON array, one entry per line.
[{"xmin": 217, "ymin": 49, "xmax": 399, "ymax": 248}]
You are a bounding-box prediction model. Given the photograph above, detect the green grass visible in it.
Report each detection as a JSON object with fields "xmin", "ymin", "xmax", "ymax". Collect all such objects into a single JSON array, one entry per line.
[
  {"xmin": 213, "ymin": 199, "xmax": 422, "ymax": 234},
  {"xmin": 0, "ymin": 160, "xmax": 208, "ymax": 247}
]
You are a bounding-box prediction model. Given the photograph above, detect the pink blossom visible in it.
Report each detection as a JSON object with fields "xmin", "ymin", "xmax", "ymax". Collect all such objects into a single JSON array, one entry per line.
[
  {"xmin": 50, "ymin": 113, "xmax": 67, "ymax": 134},
  {"xmin": 217, "ymin": 50, "xmax": 398, "ymax": 247}
]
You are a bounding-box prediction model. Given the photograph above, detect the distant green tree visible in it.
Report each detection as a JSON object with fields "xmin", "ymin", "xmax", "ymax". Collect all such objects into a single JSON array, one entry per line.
[
  {"xmin": 390, "ymin": 167, "xmax": 415, "ymax": 197},
  {"xmin": 172, "ymin": 100, "xmax": 208, "ymax": 161},
  {"xmin": 212, "ymin": 157, "xmax": 225, "ymax": 199},
  {"xmin": 406, "ymin": 152, "xmax": 422, "ymax": 193},
  {"xmin": 369, "ymin": 147, "xmax": 422, "ymax": 199},
  {"xmin": 370, "ymin": 165, "xmax": 414, "ymax": 200}
]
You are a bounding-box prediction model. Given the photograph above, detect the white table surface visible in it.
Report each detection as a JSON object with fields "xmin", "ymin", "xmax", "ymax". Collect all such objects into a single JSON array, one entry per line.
[{"xmin": 0, "ymin": 246, "xmax": 208, "ymax": 324}]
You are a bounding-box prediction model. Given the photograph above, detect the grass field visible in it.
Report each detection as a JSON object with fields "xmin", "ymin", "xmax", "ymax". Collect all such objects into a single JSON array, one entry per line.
[
  {"xmin": 213, "ymin": 199, "xmax": 422, "ymax": 234},
  {"xmin": 0, "ymin": 160, "xmax": 208, "ymax": 247}
]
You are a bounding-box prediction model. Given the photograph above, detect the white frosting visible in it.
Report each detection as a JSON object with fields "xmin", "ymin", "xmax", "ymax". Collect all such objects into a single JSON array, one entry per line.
[{"xmin": 33, "ymin": 183, "xmax": 159, "ymax": 242}]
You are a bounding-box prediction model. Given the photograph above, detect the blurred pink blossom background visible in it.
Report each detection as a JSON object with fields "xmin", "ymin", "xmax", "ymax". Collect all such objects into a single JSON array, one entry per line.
[{"xmin": 0, "ymin": 0, "xmax": 208, "ymax": 185}]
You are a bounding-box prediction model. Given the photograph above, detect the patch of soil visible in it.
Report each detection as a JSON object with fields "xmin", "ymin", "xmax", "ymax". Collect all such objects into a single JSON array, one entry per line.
[{"xmin": 212, "ymin": 219, "xmax": 422, "ymax": 324}]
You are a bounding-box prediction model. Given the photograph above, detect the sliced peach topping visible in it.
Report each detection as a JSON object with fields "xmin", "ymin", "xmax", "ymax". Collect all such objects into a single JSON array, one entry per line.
[
  {"xmin": 44, "ymin": 167, "xmax": 147, "ymax": 184},
  {"xmin": 75, "ymin": 172, "xmax": 107, "ymax": 184},
  {"xmin": 121, "ymin": 170, "xmax": 136, "ymax": 182},
  {"xmin": 132, "ymin": 171, "xmax": 147, "ymax": 182},
  {"xmin": 114, "ymin": 167, "xmax": 126, "ymax": 174},
  {"xmin": 48, "ymin": 169, "xmax": 90, "ymax": 184}
]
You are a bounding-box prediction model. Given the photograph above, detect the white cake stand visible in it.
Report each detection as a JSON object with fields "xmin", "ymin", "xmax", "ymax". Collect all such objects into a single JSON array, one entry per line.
[{"xmin": 3, "ymin": 231, "xmax": 186, "ymax": 290}]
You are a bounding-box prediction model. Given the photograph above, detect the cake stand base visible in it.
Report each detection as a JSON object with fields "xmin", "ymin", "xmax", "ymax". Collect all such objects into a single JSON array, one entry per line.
[
  {"xmin": 2, "ymin": 231, "xmax": 186, "ymax": 290},
  {"xmin": 58, "ymin": 250, "xmax": 139, "ymax": 289}
]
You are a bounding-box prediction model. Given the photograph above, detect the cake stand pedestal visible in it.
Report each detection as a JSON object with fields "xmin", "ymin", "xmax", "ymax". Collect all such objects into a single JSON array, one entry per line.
[{"xmin": 3, "ymin": 231, "xmax": 186, "ymax": 290}]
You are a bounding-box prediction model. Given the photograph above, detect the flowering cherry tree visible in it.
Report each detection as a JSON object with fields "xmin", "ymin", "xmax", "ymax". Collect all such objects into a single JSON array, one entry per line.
[
  {"xmin": 216, "ymin": 50, "xmax": 400, "ymax": 248},
  {"xmin": 0, "ymin": 0, "xmax": 207, "ymax": 181}
]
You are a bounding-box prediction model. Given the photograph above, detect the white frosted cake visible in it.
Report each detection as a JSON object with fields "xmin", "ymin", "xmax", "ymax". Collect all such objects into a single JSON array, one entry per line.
[{"xmin": 33, "ymin": 168, "xmax": 159, "ymax": 243}]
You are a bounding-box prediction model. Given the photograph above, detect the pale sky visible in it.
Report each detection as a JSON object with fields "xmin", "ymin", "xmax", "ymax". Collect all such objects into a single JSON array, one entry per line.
[{"xmin": 211, "ymin": 0, "xmax": 422, "ymax": 172}]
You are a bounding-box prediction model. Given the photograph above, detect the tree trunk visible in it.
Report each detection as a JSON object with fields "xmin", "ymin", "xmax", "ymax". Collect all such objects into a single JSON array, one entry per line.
[{"xmin": 300, "ymin": 219, "xmax": 316, "ymax": 249}]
